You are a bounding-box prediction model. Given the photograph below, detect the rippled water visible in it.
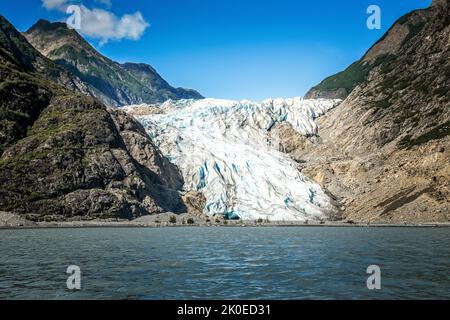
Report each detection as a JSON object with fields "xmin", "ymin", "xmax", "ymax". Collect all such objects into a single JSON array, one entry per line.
[{"xmin": 0, "ymin": 227, "xmax": 449, "ymax": 299}]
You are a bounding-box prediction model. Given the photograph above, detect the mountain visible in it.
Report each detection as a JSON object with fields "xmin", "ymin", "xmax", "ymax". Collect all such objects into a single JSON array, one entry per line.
[
  {"xmin": 121, "ymin": 62, "xmax": 203, "ymax": 100},
  {"xmin": 297, "ymin": 0, "xmax": 449, "ymax": 222},
  {"xmin": 23, "ymin": 19, "xmax": 203, "ymax": 107},
  {"xmin": 124, "ymin": 98, "xmax": 341, "ymax": 222},
  {"xmin": 0, "ymin": 15, "xmax": 95, "ymax": 154},
  {"xmin": 305, "ymin": 1, "xmax": 443, "ymax": 100},
  {"xmin": 1, "ymin": 0, "xmax": 448, "ymax": 224},
  {"xmin": 0, "ymin": 15, "xmax": 186, "ymax": 221}
]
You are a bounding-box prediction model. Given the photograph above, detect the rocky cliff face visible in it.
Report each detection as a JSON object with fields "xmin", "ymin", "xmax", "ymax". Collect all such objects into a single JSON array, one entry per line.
[
  {"xmin": 0, "ymin": 15, "xmax": 186, "ymax": 221},
  {"xmin": 24, "ymin": 20, "xmax": 203, "ymax": 107},
  {"xmin": 0, "ymin": 15, "xmax": 95, "ymax": 154},
  {"xmin": 297, "ymin": 1, "xmax": 450, "ymax": 222}
]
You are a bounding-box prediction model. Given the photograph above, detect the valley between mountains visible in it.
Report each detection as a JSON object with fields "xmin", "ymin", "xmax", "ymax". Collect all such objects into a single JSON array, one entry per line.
[{"xmin": 0, "ymin": 0, "xmax": 448, "ymax": 225}]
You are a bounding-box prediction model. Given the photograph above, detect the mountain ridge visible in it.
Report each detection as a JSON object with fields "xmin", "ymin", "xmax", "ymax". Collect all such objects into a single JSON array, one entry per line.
[
  {"xmin": 296, "ymin": 0, "xmax": 449, "ymax": 222},
  {"xmin": 23, "ymin": 19, "xmax": 203, "ymax": 107},
  {"xmin": 304, "ymin": 2, "xmax": 439, "ymax": 100}
]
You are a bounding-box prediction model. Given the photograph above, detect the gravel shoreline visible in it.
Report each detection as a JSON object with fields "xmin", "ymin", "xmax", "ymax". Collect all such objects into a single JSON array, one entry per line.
[{"xmin": 1, "ymin": 211, "xmax": 449, "ymax": 229}]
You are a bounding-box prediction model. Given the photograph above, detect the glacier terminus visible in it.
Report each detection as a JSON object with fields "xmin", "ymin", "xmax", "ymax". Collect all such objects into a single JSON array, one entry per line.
[{"xmin": 123, "ymin": 97, "xmax": 341, "ymax": 221}]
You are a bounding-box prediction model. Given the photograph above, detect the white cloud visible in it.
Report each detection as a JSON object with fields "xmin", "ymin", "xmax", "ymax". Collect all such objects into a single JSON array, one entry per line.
[
  {"xmin": 78, "ymin": 5, "xmax": 149, "ymax": 45},
  {"xmin": 40, "ymin": 1, "xmax": 150, "ymax": 44}
]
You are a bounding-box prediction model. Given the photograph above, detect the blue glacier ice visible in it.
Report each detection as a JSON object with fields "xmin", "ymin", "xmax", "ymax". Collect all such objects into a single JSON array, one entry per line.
[{"xmin": 123, "ymin": 97, "xmax": 341, "ymax": 221}]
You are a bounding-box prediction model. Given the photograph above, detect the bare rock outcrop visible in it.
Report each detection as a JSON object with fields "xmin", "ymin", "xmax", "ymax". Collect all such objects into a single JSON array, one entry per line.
[
  {"xmin": 0, "ymin": 15, "xmax": 187, "ymax": 221},
  {"xmin": 0, "ymin": 95, "xmax": 187, "ymax": 221},
  {"xmin": 299, "ymin": 2, "xmax": 450, "ymax": 222}
]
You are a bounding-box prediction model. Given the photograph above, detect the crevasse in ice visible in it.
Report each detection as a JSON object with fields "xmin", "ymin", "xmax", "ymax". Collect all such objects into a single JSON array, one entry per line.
[{"xmin": 123, "ymin": 97, "xmax": 341, "ymax": 221}]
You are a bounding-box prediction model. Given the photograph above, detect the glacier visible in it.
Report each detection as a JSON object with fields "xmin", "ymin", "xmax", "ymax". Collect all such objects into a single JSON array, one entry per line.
[{"xmin": 123, "ymin": 97, "xmax": 341, "ymax": 221}]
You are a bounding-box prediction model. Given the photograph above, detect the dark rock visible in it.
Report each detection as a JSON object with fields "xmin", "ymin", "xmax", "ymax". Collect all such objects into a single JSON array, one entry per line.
[{"xmin": 0, "ymin": 15, "xmax": 187, "ymax": 221}]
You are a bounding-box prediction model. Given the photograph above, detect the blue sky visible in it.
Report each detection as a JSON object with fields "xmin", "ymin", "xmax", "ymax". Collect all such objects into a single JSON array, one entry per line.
[{"xmin": 0, "ymin": 0, "xmax": 432, "ymax": 100}]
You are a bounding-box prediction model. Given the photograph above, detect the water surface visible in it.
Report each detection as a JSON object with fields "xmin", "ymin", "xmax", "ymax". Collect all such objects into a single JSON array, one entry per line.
[{"xmin": 0, "ymin": 227, "xmax": 449, "ymax": 299}]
